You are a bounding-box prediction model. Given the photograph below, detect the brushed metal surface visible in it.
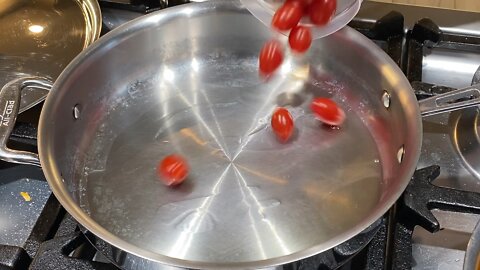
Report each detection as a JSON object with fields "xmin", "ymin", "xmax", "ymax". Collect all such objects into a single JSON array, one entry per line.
[
  {"xmin": 413, "ymin": 243, "xmax": 464, "ymax": 270},
  {"xmin": 356, "ymin": 1, "xmax": 480, "ymax": 36},
  {"xmin": 423, "ymin": 48, "xmax": 480, "ymax": 89},
  {"xmin": 412, "ymin": 210, "xmax": 480, "ymax": 270}
]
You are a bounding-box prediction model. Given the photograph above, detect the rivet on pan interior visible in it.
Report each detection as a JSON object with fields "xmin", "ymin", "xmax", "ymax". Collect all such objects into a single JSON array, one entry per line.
[
  {"xmin": 382, "ymin": 91, "xmax": 391, "ymax": 108},
  {"xmin": 73, "ymin": 104, "xmax": 81, "ymax": 120},
  {"xmin": 397, "ymin": 145, "xmax": 405, "ymax": 163}
]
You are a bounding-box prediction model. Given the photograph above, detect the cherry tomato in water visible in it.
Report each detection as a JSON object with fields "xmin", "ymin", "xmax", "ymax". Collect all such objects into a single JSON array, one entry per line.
[
  {"xmin": 310, "ymin": 97, "xmax": 345, "ymax": 126},
  {"xmin": 158, "ymin": 154, "xmax": 189, "ymax": 186},
  {"xmin": 271, "ymin": 1, "xmax": 304, "ymax": 31},
  {"xmin": 259, "ymin": 40, "xmax": 284, "ymax": 76},
  {"xmin": 289, "ymin": 25, "xmax": 312, "ymax": 53},
  {"xmin": 309, "ymin": 0, "xmax": 337, "ymax": 26},
  {"xmin": 271, "ymin": 107, "xmax": 295, "ymax": 142}
]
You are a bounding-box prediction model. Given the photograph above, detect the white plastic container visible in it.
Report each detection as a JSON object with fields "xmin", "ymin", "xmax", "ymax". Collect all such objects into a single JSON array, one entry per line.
[{"xmin": 241, "ymin": 0, "xmax": 362, "ymax": 39}]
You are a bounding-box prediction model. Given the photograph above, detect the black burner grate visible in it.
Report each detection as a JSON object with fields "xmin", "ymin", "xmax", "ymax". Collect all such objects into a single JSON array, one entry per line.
[
  {"xmin": 29, "ymin": 214, "xmax": 118, "ymax": 270},
  {"xmin": 0, "ymin": 168, "xmax": 62, "ymax": 270}
]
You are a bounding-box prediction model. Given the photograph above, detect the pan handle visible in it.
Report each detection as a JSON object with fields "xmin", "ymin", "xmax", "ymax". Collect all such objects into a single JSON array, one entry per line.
[
  {"xmin": 0, "ymin": 77, "xmax": 53, "ymax": 167},
  {"xmin": 419, "ymin": 83, "xmax": 480, "ymax": 117}
]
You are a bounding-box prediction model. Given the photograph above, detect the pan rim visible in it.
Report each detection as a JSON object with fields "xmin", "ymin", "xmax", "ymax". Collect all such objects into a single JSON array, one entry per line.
[{"xmin": 38, "ymin": 0, "xmax": 423, "ymax": 268}]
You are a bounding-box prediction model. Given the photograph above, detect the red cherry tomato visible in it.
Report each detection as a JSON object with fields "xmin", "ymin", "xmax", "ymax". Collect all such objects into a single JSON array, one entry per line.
[
  {"xmin": 271, "ymin": 107, "xmax": 294, "ymax": 142},
  {"xmin": 289, "ymin": 25, "xmax": 312, "ymax": 53},
  {"xmin": 286, "ymin": 0, "xmax": 313, "ymax": 13},
  {"xmin": 286, "ymin": 0, "xmax": 312, "ymax": 5},
  {"xmin": 157, "ymin": 154, "xmax": 189, "ymax": 186},
  {"xmin": 271, "ymin": 1, "xmax": 304, "ymax": 31},
  {"xmin": 309, "ymin": 0, "xmax": 337, "ymax": 26},
  {"xmin": 310, "ymin": 97, "xmax": 345, "ymax": 126},
  {"xmin": 259, "ymin": 40, "xmax": 284, "ymax": 76}
]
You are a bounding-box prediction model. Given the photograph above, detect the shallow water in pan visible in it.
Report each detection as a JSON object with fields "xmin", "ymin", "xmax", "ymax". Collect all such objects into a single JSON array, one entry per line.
[{"xmin": 77, "ymin": 54, "xmax": 383, "ymax": 263}]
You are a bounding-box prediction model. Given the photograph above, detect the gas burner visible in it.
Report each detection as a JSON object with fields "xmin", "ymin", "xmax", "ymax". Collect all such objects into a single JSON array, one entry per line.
[
  {"xmin": 98, "ymin": 0, "xmax": 165, "ymax": 13},
  {"xmin": 25, "ymin": 212, "xmax": 385, "ymax": 270},
  {"xmin": 450, "ymin": 108, "xmax": 480, "ymax": 181},
  {"xmin": 29, "ymin": 214, "xmax": 117, "ymax": 270}
]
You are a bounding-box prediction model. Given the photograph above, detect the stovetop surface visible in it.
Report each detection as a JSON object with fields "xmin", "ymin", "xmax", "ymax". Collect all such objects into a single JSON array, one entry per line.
[{"xmin": 1, "ymin": 1, "xmax": 480, "ymax": 270}]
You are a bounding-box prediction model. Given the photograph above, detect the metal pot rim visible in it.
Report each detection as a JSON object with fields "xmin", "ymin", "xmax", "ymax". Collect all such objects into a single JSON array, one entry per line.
[{"xmin": 82, "ymin": 0, "xmax": 103, "ymax": 48}]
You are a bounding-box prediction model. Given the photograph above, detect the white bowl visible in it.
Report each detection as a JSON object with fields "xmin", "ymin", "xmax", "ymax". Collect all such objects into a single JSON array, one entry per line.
[{"xmin": 241, "ymin": 0, "xmax": 363, "ymax": 39}]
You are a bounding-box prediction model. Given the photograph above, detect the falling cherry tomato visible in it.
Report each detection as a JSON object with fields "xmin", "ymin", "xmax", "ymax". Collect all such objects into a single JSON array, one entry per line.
[
  {"xmin": 309, "ymin": 0, "xmax": 337, "ymax": 26},
  {"xmin": 310, "ymin": 97, "xmax": 345, "ymax": 126},
  {"xmin": 259, "ymin": 40, "xmax": 284, "ymax": 76},
  {"xmin": 271, "ymin": 1, "xmax": 304, "ymax": 31},
  {"xmin": 271, "ymin": 107, "xmax": 295, "ymax": 142},
  {"xmin": 157, "ymin": 154, "xmax": 189, "ymax": 186},
  {"xmin": 289, "ymin": 25, "xmax": 312, "ymax": 53},
  {"xmin": 286, "ymin": 0, "xmax": 312, "ymax": 13}
]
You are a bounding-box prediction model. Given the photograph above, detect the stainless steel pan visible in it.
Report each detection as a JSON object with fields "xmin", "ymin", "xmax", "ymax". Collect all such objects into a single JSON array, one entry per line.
[{"xmin": 1, "ymin": 1, "xmax": 480, "ymax": 269}]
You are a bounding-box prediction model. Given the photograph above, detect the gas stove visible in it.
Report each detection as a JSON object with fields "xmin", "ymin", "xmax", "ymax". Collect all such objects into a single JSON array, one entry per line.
[{"xmin": 1, "ymin": 1, "xmax": 480, "ymax": 269}]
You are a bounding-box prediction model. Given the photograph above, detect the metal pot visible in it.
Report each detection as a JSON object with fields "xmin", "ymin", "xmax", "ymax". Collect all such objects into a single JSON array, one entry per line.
[
  {"xmin": 1, "ymin": 1, "xmax": 480, "ymax": 269},
  {"xmin": 0, "ymin": 0, "xmax": 102, "ymax": 111}
]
